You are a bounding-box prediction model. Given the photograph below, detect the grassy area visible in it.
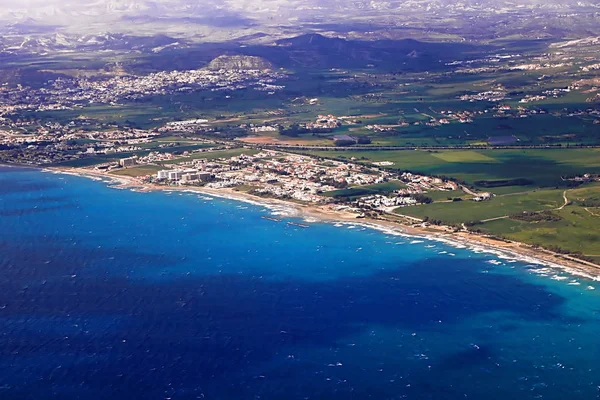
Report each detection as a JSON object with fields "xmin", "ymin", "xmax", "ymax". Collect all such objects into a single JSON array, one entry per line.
[
  {"xmin": 396, "ymin": 189, "xmax": 565, "ymax": 225},
  {"xmin": 307, "ymin": 148, "xmax": 600, "ymax": 190},
  {"xmin": 111, "ymin": 165, "xmax": 163, "ymax": 177},
  {"xmin": 400, "ymin": 183, "xmax": 600, "ymax": 259},
  {"xmin": 425, "ymin": 189, "xmax": 471, "ymax": 202},
  {"xmin": 162, "ymin": 148, "xmax": 260, "ymax": 164},
  {"xmin": 430, "ymin": 150, "xmax": 498, "ymax": 163},
  {"xmin": 474, "ymin": 184, "xmax": 600, "ymax": 257},
  {"xmin": 324, "ymin": 181, "xmax": 406, "ymax": 199}
]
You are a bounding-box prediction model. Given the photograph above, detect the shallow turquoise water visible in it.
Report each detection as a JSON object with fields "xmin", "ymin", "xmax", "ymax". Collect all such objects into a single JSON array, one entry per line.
[{"xmin": 0, "ymin": 166, "xmax": 599, "ymax": 399}]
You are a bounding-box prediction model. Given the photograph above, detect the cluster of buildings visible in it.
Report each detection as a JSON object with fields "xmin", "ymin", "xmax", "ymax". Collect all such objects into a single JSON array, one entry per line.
[
  {"xmin": 581, "ymin": 63, "xmax": 600, "ymax": 72},
  {"xmin": 157, "ymin": 169, "xmax": 213, "ymax": 183},
  {"xmin": 144, "ymin": 149, "xmax": 464, "ymax": 210},
  {"xmin": 366, "ymin": 124, "xmax": 395, "ymax": 132},
  {"xmin": 305, "ymin": 115, "xmax": 342, "ymax": 130},
  {"xmin": 166, "ymin": 119, "xmax": 209, "ymax": 127},
  {"xmin": 354, "ymin": 195, "xmax": 418, "ymax": 210},
  {"xmin": 519, "ymin": 95, "xmax": 547, "ymax": 104},
  {"xmin": 494, "ymin": 104, "xmax": 549, "ymax": 118},
  {"xmin": 0, "ymin": 68, "xmax": 286, "ymax": 112},
  {"xmin": 83, "ymin": 145, "xmax": 142, "ymax": 156},
  {"xmin": 459, "ymin": 91, "xmax": 507, "ymax": 102},
  {"xmin": 400, "ymin": 172, "xmax": 459, "ymax": 192},
  {"xmin": 345, "ymin": 172, "xmax": 461, "ymax": 211},
  {"xmin": 438, "ymin": 110, "xmax": 474, "ymax": 124},
  {"xmin": 0, "ymin": 124, "xmax": 162, "ymax": 165},
  {"xmin": 150, "ymin": 150, "xmax": 391, "ymax": 203}
]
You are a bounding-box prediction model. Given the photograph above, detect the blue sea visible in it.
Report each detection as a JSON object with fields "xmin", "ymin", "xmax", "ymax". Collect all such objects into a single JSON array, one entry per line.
[{"xmin": 1, "ymin": 165, "xmax": 600, "ymax": 400}]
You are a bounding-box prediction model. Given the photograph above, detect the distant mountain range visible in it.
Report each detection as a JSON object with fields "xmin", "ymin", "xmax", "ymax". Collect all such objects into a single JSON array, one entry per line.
[
  {"xmin": 0, "ymin": 0, "xmax": 599, "ymax": 57},
  {"xmin": 0, "ymin": 0, "xmax": 598, "ymax": 35},
  {"xmin": 0, "ymin": 32, "xmax": 187, "ymax": 55}
]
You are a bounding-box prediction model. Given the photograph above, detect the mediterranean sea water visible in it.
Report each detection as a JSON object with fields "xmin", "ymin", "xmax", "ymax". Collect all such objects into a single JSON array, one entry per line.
[{"xmin": 1, "ymin": 165, "xmax": 600, "ymax": 400}]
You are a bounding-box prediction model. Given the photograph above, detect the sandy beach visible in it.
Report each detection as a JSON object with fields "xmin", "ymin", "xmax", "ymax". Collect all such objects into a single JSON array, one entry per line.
[{"xmin": 45, "ymin": 166, "xmax": 600, "ymax": 282}]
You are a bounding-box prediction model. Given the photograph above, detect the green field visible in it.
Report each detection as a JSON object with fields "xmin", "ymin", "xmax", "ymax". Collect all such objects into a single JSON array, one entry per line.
[
  {"xmin": 478, "ymin": 184, "xmax": 600, "ymax": 257},
  {"xmin": 306, "ymin": 148, "xmax": 600, "ymax": 190},
  {"xmin": 425, "ymin": 189, "xmax": 471, "ymax": 201},
  {"xmin": 162, "ymin": 148, "xmax": 260, "ymax": 164},
  {"xmin": 396, "ymin": 183, "xmax": 600, "ymax": 259},
  {"xmin": 397, "ymin": 189, "xmax": 565, "ymax": 224},
  {"xmin": 324, "ymin": 181, "xmax": 407, "ymax": 199}
]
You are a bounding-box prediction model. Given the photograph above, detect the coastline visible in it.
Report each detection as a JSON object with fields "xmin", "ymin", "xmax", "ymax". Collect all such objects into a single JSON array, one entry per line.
[{"xmin": 40, "ymin": 165, "xmax": 600, "ymax": 282}]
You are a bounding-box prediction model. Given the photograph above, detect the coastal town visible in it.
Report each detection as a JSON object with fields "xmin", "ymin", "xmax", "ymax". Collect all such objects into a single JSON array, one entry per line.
[
  {"xmin": 5, "ymin": 2, "xmax": 600, "ymax": 399},
  {"xmin": 0, "ymin": 46, "xmax": 599, "ymax": 278},
  {"xmin": 82, "ymin": 145, "xmax": 468, "ymax": 220}
]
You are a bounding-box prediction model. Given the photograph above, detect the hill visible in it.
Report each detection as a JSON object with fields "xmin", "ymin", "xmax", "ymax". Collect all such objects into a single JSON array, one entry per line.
[{"xmin": 205, "ymin": 55, "xmax": 274, "ymax": 71}]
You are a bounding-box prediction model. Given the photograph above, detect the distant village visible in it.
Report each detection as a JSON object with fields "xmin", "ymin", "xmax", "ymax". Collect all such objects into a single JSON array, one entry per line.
[{"xmin": 0, "ymin": 67, "xmax": 285, "ymax": 114}]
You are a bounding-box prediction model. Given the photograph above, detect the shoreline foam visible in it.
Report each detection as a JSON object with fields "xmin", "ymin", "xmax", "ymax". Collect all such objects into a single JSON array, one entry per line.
[{"xmin": 35, "ymin": 165, "xmax": 600, "ymax": 282}]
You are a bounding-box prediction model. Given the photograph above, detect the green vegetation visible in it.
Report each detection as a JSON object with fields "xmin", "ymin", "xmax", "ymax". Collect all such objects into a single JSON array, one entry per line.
[
  {"xmin": 324, "ymin": 181, "xmax": 406, "ymax": 199},
  {"xmin": 480, "ymin": 203, "xmax": 600, "ymax": 258},
  {"xmin": 111, "ymin": 165, "xmax": 163, "ymax": 177},
  {"xmin": 425, "ymin": 190, "xmax": 471, "ymax": 202},
  {"xmin": 162, "ymin": 148, "xmax": 260, "ymax": 164},
  {"xmin": 52, "ymin": 143, "xmax": 211, "ymax": 168},
  {"xmin": 396, "ymin": 189, "xmax": 565, "ymax": 225},
  {"xmin": 307, "ymin": 148, "xmax": 600, "ymax": 190},
  {"xmin": 398, "ymin": 183, "xmax": 600, "ymax": 260}
]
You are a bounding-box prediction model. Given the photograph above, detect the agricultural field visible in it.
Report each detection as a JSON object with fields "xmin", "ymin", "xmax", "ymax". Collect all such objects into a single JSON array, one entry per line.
[
  {"xmin": 161, "ymin": 148, "xmax": 260, "ymax": 164},
  {"xmin": 305, "ymin": 148, "xmax": 600, "ymax": 190},
  {"xmin": 396, "ymin": 188, "xmax": 565, "ymax": 225},
  {"xmin": 424, "ymin": 189, "xmax": 471, "ymax": 202},
  {"xmin": 477, "ymin": 184, "xmax": 600, "ymax": 258},
  {"xmin": 392, "ymin": 181, "xmax": 600, "ymax": 258},
  {"xmin": 323, "ymin": 181, "xmax": 407, "ymax": 199}
]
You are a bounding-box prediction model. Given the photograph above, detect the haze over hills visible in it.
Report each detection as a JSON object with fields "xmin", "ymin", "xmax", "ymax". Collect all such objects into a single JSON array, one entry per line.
[{"xmin": 0, "ymin": 0, "xmax": 599, "ymax": 44}]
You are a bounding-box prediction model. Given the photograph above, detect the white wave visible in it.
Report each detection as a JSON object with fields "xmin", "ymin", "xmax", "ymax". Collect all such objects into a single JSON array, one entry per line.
[{"xmin": 47, "ymin": 168, "xmax": 600, "ymax": 285}]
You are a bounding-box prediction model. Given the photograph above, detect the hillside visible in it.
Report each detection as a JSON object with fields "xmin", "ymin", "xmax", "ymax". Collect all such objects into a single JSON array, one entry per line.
[{"xmin": 205, "ymin": 55, "xmax": 274, "ymax": 71}]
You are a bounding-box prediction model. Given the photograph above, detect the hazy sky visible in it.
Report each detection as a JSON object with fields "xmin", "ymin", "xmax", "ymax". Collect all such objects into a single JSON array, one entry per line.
[{"xmin": 0, "ymin": 0, "xmax": 592, "ymax": 34}]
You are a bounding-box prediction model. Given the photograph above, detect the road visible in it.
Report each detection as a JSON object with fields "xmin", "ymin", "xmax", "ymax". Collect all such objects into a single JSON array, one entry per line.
[
  {"xmin": 585, "ymin": 207, "xmax": 600, "ymax": 217},
  {"xmin": 253, "ymin": 143, "xmax": 600, "ymax": 152},
  {"xmin": 558, "ymin": 190, "xmax": 569, "ymax": 210}
]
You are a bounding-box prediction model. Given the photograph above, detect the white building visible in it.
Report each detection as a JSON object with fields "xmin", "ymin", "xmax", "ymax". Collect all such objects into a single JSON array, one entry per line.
[
  {"xmin": 119, "ymin": 157, "xmax": 137, "ymax": 167},
  {"xmin": 157, "ymin": 170, "xmax": 170, "ymax": 180},
  {"xmin": 181, "ymin": 173, "xmax": 199, "ymax": 183},
  {"xmin": 168, "ymin": 171, "xmax": 184, "ymax": 181}
]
